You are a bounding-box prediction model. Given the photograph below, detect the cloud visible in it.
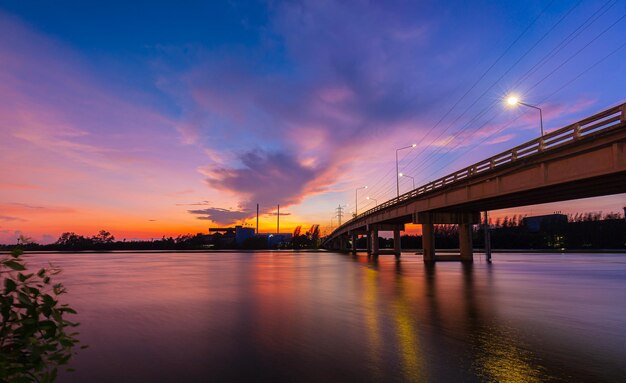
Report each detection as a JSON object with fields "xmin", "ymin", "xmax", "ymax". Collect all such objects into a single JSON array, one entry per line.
[
  {"xmin": 0, "ymin": 12, "xmax": 180, "ymax": 173},
  {"xmin": 165, "ymin": 2, "xmax": 470, "ymax": 219},
  {"xmin": 3, "ymin": 203, "xmax": 75, "ymax": 214},
  {"xmin": 188, "ymin": 207, "xmax": 250, "ymax": 224},
  {"xmin": 175, "ymin": 200, "xmax": 211, "ymax": 206},
  {"xmin": 200, "ymin": 148, "xmax": 341, "ymax": 211},
  {"xmin": 486, "ymin": 133, "xmax": 516, "ymax": 145},
  {"xmin": 0, "ymin": 183, "xmax": 41, "ymax": 190},
  {"xmin": 0, "ymin": 215, "xmax": 26, "ymax": 222}
]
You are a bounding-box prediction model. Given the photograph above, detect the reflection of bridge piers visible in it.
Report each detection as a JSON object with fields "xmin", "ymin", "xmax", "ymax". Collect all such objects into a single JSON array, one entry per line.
[{"xmin": 324, "ymin": 103, "xmax": 626, "ymax": 263}]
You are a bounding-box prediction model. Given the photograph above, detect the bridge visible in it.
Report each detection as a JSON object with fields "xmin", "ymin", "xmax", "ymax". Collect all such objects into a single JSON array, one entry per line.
[{"xmin": 323, "ymin": 103, "xmax": 626, "ymax": 261}]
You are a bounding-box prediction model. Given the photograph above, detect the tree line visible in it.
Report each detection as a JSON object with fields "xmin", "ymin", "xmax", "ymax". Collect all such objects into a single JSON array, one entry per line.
[
  {"xmin": 0, "ymin": 225, "xmax": 323, "ymax": 251},
  {"xmin": 1, "ymin": 212, "xmax": 623, "ymax": 251}
]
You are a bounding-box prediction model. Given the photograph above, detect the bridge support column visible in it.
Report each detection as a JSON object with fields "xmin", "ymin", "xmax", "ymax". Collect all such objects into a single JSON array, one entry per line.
[
  {"xmin": 351, "ymin": 234, "xmax": 357, "ymax": 254},
  {"xmin": 393, "ymin": 226, "xmax": 401, "ymax": 258},
  {"xmin": 459, "ymin": 223, "xmax": 473, "ymax": 262},
  {"xmin": 366, "ymin": 232, "xmax": 371, "ymax": 255},
  {"xmin": 484, "ymin": 211, "xmax": 492, "ymax": 263},
  {"xmin": 370, "ymin": 228, "xmax": 379, "ymax": 257},
  {"xmin": 422, "ymin": 223, "xmax": 435, "ymax": 262}
]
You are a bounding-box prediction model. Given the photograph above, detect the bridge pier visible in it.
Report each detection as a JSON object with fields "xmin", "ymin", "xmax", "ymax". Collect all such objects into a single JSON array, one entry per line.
[
  {"xmin": 422, "ymin": 223, "xmax": 435, "ymax": 262},
  {"xmin": 459, "ymin": 223, "xmax": 473, "ymax": 262},
  {"xmin": 351, "ymin": 233, "xmax": 357, "ymax": 254},
  {"xmin": 415, "ymin": 211, "xmax": 480, "ymax": 263},
  {"xmin": 393, "ymin": 226, "xmax": 401, "ymax": 258},
  {"xmin": 366, "ymin": 232, "xmax": 371, "ymax": 255},
  {"xmin": 338, "ymin": 235, "xmax": 346, "ymax": 251},
  {"xmin": 370, "ymin": 228, "xmax": 379, "ymax": 257}
]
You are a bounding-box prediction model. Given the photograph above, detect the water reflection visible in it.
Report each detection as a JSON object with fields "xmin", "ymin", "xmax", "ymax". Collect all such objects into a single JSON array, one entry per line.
[
  {"xmin": 18, "ymin": 251, "xmax": 626, "ymax": 382},
  {"xmin": 458, "ymin": 263, "xmax": 548, "ymax": 383},
  {"xmin": 391, "ymin": 262, "xmax": 426, "ymax": 382},
  {"xmin": 362, "ymin": 266, "xmax": 383, "ymax": 381}
]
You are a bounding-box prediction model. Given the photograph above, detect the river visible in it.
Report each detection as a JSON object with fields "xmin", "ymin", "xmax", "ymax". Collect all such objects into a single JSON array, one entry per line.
[{"xmin": 19, "ymin": 251, "xmax": 626, "ymax": 382}]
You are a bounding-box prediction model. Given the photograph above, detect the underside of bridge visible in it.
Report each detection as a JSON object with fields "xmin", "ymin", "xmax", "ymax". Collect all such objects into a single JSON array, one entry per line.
[{"xmin": 324, "ymin": 103, "xmax": 626, "ymax": 262}]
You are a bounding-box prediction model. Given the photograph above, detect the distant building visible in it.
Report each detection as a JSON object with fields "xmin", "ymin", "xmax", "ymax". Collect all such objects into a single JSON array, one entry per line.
[
  {"xmin": 522, "ymin": 214, "xmax": 568, "ymax": 232},
  {"xmin": 235, "ymin": 226, "xmax": 255, "ymax": 244}
]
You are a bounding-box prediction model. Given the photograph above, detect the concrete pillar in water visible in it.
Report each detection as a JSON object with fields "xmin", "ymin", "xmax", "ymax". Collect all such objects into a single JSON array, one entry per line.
[
  {"xmin": 351, "ymin": 234, "xmax": 357, "ymax": 254},
  {"xmin": 393, "ymin": 226, "xmax": 401, "ymax": 258},
  {"xmin": 459, "ymin": 223, "xmax": 473, "ymax": 262},
  {"xmin": 366, "ymin": 232, "xmax": 371, "ymax": 255},
  {"xmin": 483, "ymin": 211, "xmax": 492, "ymax": 263},
  {"xmin": 422, "ymin": 223, "xmax": 435, "ymax": 262},
  {"xmin": 371, "ymin": 229, "xmax": 379, "ymax": 257}
]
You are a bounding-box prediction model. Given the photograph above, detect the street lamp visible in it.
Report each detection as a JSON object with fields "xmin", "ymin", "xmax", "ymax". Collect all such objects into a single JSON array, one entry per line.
[
  {"xmin": 366, "ymin": 196, "xmax": 377, "ymax": 206},
  {"xmin": 506, "ymin": 95, "xmax": 544, "ymax": 136},
  {"xmin": 396, "ymin": 144, "xmax": 417, "ymax": 197},
  {"xmin": 355, "ymin": 186, "xmax": 368, "ymax": 216},
  {"xmin": 398, "ymin": 172, "xmax": 415, "ymax": 190}
]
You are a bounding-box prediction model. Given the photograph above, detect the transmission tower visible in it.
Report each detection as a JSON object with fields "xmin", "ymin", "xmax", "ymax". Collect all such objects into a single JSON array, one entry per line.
[{"xmin": 335, "ymin": 205, "xmax": 344, "ymax": 226}]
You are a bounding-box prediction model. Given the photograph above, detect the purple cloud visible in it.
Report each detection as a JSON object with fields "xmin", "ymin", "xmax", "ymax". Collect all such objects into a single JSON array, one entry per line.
[
  {"xmin": 169, "ymin": 1, "xmax": 612, "ymax": 220},
  {"xmin": 200, "ymin": 149, "xmax": 334, "ymax": 209},
  {"xmin": 188, "ymin": 207, "xmax": 250, "ymax": 223}
]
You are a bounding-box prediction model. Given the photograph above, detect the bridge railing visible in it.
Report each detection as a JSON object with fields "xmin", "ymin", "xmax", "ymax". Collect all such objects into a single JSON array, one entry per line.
[{"xmin": 330, "ymin": 103, "xmax": 625, "ymax": 236}]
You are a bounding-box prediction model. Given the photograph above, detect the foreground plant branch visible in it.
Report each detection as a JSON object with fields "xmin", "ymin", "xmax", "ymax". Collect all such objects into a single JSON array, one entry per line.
[{"xmin": 0, "ymin": 248, "xmax": 84, "ymax": 383}]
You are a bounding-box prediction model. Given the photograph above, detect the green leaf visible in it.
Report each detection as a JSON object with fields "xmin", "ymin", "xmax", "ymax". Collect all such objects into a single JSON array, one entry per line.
[
  {"xmin": 17, "ymin": 292, "xmax": 30, "ymax": 305},
  {"xmin": 42, "ymin": 294, "xmax": 56, "ymax": 307},
  {"xmin": 4, "ymin": 260, "xmax": 26, "ymax": 271},
  {"xmin": 4, "ymin": 279, "xmax": 16, "ymax": 293},
  {"xmin": 18, "ymin": 273, "xmax": 33, "ymax": 282},
  {"xmin": 59, "ymin": 307, "xmax": 77, "ymax": 314}
]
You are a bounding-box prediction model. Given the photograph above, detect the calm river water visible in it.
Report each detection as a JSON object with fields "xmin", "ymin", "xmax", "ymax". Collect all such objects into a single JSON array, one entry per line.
[{"xmin": 21, "ymin": 251, "xmax": 626, "ymax": 382}]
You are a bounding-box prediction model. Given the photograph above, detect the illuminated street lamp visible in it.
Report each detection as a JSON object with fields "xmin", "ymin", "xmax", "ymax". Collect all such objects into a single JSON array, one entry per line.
[
  {"xmin": 355, "ymin": 186, "xmax": 368, "ymax": 216},
  {"xmin": 396, "ymin": 144, "xmax": 417, "ymax": 197},
  {"xmin": 506, "ymin": 95, "xmax": 544, "ymax": 137},
  {"xmin": 398, "ymin": 172, "xmax": 415, "ymax": 190},
  {"xmin": 366, "ymin": 196, "xmax": 377, "ymax": 207}
]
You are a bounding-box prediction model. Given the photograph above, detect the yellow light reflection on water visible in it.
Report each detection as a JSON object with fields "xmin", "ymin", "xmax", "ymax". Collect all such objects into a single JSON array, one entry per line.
[
  {"xmin": 473, "ymin": 326, "xmax": 547, "ymax": 383},
  {"xmin": 391, "ymin": 269, "xmax": 426, "ymax": 382},
  {"xmin": 362, "ymin": 266, "xmax": 384, "ymax": 380}
]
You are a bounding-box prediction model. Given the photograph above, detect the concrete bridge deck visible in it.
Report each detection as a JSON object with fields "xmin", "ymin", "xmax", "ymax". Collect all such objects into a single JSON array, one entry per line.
[{"xmin": 323, "ymin": 103, "xmax": 626, "ymax": 261}]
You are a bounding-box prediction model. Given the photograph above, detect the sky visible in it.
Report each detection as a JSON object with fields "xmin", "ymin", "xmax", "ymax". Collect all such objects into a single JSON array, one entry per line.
[{"xmin": 0, "ymin": 0, "xmax": 625, "ymax": 243}]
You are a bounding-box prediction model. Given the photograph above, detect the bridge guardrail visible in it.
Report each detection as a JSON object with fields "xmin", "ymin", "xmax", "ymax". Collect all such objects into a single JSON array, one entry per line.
[{"xmin": 329, "ymin": 103, "xmax": 625, "ymax": 238}]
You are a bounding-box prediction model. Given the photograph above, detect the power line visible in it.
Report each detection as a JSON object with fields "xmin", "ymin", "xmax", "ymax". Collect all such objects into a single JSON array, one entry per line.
[
  {"xmin": 397, "ymin": 4, "xmax": 623, "ymax": 188},
  {"xmin": 350, "ymin": 4, "xmax": 625, "ymax": 219},
  {"xmin": 359, "ymin": 36, "xmax": 626, "ymax": 216},
  {"xmin": 361, "ymin": 1, "xmax": 557, "ymax": 198},
  {"xmin": 399, "ymin": 0, "xmax": 583, "ymax": 179}
]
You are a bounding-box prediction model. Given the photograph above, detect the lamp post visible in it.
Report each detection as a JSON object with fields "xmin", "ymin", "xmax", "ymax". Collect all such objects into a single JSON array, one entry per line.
[
  {"xmin": 398, "ymin": 172, "xmax": 415, "ymax": 191},
  {"xmin": 355, "ymin": 186, "xmax": 368, "ymax": 216},
  {"xmin": 366, "ymin": 196, "xmax": 377, "ymax": 207},
  {"xmin": 506, "ymin": 96, "xmax": 544, "ymax": 137},
  {"xmin": 396, "ymin": 144, "xmax": 417, "ymax": 197}
]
